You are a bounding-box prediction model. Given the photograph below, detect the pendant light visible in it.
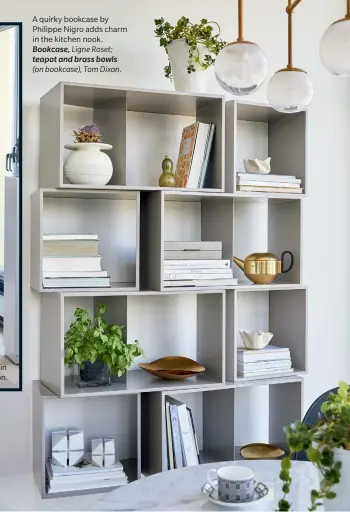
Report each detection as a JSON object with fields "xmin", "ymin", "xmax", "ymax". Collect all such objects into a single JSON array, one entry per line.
[
  {"xmin": 320, "ymin": 0, "xmax": 350, "ymax": 77},
  {"xmin": 267, "ymin": 0, "xmax": 313, "ymax": 113},
  {"xmin": 215, "ymin": 0, "xmax": 268, "ymax": 95}
]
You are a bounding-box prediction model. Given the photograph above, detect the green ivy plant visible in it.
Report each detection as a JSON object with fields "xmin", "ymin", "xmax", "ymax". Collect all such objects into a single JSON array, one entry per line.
[
  {"xmin": 278, "ymin": 381, "xmax": 350, "ymax": 511},
  {"xmin": 154, "ymin": 17, "xmax": 227, "ymax": 79},
  {"xmin": 64, "ymin": 303, "xmax": 143, "ymax": 377}
]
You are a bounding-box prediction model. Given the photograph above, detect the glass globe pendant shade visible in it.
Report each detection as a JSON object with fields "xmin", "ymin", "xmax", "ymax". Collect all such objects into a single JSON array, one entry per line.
[
  {"xmin": 320, "ymin": 19, "xmax": 350, "ymax": 77},
  {"xmin": 267, "ymin": 69, "xmax": 314, "ymax": 113},
  {"xmin": 215, "ymin": 41, "xmax": 268, "ymax": 95}
]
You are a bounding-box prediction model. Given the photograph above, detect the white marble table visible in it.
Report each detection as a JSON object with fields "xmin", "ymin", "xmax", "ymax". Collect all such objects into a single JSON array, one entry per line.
[{"xmin": 89, "ymin": 460, "xmax": 320, "ymax": 511}]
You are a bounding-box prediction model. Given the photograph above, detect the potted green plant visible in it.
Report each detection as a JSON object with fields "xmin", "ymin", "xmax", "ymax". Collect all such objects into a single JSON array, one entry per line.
[
  {"xmin": 154, "ymin": 16, "xmax": 226, "ymax": 93},
  {"xmin": 278, "ymin": 381, "xmax": 350, "ymax": 511},
  {"xmin": 63, "ymin": 123, "xmax": 113, "ymax": 186},
  {"xmin": 64, "ymin": 303, "xmax": 143, "ymax": 388}
]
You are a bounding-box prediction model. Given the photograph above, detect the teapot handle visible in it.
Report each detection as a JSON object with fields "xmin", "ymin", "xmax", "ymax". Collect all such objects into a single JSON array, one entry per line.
[{"xmin": 281, "ymin": 251, "xmax": 294, "ymax": 273}]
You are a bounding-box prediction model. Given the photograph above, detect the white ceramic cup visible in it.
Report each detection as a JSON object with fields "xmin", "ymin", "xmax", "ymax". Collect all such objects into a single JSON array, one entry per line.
[{"xmin": 207, "ymin": 465, "xmax": 255, "ymax": 503}]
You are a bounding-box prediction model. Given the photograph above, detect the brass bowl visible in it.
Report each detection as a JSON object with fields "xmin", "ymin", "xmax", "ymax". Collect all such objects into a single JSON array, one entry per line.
[
  {"xmin": 240, "ymin": 443, "xmax": 285, "ymax": 460},
  {"xmin": 138, "ymin": 356, "xmax": 205, "ymax": 380}
]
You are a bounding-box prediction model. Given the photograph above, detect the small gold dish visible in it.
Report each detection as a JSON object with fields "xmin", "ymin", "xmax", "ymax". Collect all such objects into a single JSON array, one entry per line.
[
  {"xmin": 240, "ymin": 443, "xmax": 285, "ymax": 460},
  {"xmin": 138, "ymin": 356, "xmax": 205, "ymax": 380}
]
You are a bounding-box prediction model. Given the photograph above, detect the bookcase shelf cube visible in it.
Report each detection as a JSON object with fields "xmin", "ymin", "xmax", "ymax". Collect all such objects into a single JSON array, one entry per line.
[
  {"xmin": 233, "ymin": 197, "xmax": 302, "ymax": 285},
  {"xmin": 225, "ymin": 101, "xmax": 307, "ymax": 195},
  {"xmin": 31, "ymin": 189, "xmax": 140, "ymax": 293},
  {"xmin": 141, "ymin": 191, "xmax": 234, "ymax": 291},
  {"xmin": 40, "ymin": 290, "xmax": 225, "ymax": 398},
  {"xmin": 40, "ymin": 82, "xmax": 225, "ymax": 191},
  {"xmin": 141, "ymin": 378, "xmax": 302, "ymax": 476},
  {"xmin": 234, "ymin": 379, "xmax": 303, "ymax": 457},
  {"xmin": 226, "ymin": 288, "xmax": 307, "ymax": 382},
  {"xmin": 33, "ymin": 382, "xmax": 140, "ymax": 498}
]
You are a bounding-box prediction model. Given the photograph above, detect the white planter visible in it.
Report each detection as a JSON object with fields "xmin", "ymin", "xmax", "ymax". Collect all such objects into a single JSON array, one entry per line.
[
  {"xmin": 167, "ymin": 39, "xmax": 210, "ymax": 93},
  {"xmin": 63, "ymin": 143, "xmax": 113, "ymax": 186},
  {"xmin": 323, "ymin": 448, "xmax": 350, "ymax": 511}
]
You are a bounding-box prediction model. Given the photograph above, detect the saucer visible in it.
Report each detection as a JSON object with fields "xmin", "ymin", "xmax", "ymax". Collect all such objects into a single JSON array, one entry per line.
[{"xmin": 201, "ymin": 480, "xmax": 272, "ymax": 510}]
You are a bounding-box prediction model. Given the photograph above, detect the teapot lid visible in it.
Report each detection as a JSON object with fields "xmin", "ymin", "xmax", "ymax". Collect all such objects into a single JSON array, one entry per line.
[{"xmin": 246, "ymin": 252, "xmax": 279, "ymax": 262}]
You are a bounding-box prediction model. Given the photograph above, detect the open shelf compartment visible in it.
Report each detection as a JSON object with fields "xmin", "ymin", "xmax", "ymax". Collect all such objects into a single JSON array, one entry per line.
[
  {"xmin": 30, "ymin": 188, "xmax": 140, "ymax": 293},
  {"xmin": 33, "ymin": 382, "xmax": 140, "ymax": 499},
  {"xmin": 141, "ymin": 378, "xmax": 302, "ymax": 476},
  {"xmin": 226, "ymin": 288, "xmax": 307, "ymax": 382},
  {"xmin": 39, "ymin": 82, "xmax": 225, "ymax": 191},
  {"xmin": 225, "ymin": 101, "xmax": 307, "ymax": 195},
  {"xmin": 141, "ymin": 191, "xmax": 235, "ymax": 291},
  {"xmin": 40, "ymin": 290, "xmax": 225, "ymax": 398},
  {"xmin": 233, "ymin": 197, "xmax": 302, "ymax": 285},
  {"xmin": 234, "ymin": 379, "xmax": 303, "ymax": 458}
]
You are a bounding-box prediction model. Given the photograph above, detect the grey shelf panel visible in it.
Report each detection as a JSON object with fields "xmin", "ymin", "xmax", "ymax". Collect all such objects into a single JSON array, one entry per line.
[
  {"xmin": 233, "ymin": 192, "xmax": 306, "ymax": 201},
  {"xmin": 40, "ymin": 282, "xmax": 138, "ymax": 294},
  {"xmin": 57, "ymin": 185, "xmax": 224, "ymax": 194},
  {"xmin": 63, "ymin": 371, "xmax": 223, "ymax": 398},
  {"xmin": 62, "ymin": 81, "xmax": 224, "ymax": 114}
]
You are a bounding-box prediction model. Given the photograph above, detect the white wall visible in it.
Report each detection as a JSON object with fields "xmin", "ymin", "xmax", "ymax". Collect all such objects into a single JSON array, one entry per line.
[
  {"xmin": 0, "ymin": 29, "xmax": 12, "ymax": 267},
  {"xmin": 0, "ymin": 0, "xmax": 348, "ymax": 475}
]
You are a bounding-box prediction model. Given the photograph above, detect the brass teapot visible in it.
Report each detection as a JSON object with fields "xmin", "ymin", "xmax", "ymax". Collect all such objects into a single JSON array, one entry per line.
[{"xmin": 232, "ymin": 251, "xmax": 294, "ymax": 284}]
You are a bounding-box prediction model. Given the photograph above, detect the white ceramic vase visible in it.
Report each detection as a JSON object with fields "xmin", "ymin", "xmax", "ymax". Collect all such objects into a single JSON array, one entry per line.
[
  {"xmin": 167, "ymin": 39, "xmax": 210, "ymax": 93},
  {"xmin": 323, "ymin": 448, "xmax": 350, "ymax": 511},
  {"xmin": 63, "ymin": 143, "xmax": 113, "ymax": 186}
]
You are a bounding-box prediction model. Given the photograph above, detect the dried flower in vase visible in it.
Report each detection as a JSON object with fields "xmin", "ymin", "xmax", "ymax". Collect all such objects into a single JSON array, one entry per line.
[{"xmin": 73, "ymin": 124, "xmax": 103, "ymax": 143}]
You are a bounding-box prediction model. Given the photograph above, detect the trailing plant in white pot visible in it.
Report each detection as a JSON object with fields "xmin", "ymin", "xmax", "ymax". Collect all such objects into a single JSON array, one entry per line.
[
  {"xmin": 154, "ymin": 17, "xmax": 226, "ymax": 93},
  {"xmin": 64, "ymin": 124, "xmax": 113, "ymax": 186},
  {"xmin": 278, "ymin": 381, "xmax": 350, "ymax": 511}
]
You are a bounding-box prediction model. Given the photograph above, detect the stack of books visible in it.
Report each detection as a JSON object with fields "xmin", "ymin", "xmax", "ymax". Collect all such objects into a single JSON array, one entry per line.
[
  {"xmin": 45, "ymin": 454, "xmax": 128, "ymax": 494},
  {"xmin": 163, "ymin": 241, "xmax": 238, "ymax": 288},
  {"xmin": 237, "ymin": 173, "xmax": 303, "ymax": 194},
  {"xmin": 175, "ymin": 121, "xmax": 215, "ymax": 189},
  {"xmin": 165, "ymin": 396, "xmax": 200, "ymax": 470},
  {"xmin": 42, "ymin": 234, "xmax": 110, "ymax": 289},
  {"xmin": 237, "ymin": 345, "xmax": 293, "ymax": 378}
]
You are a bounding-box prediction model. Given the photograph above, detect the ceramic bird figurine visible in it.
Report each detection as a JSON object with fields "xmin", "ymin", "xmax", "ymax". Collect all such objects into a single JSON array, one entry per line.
[{"xmin": 243, "ymin": 157, "xmax": 271, "ymax": 174}]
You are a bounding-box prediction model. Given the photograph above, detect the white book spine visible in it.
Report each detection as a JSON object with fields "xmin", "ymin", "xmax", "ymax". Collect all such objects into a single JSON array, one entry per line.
[
  {"xmin": 186, "ymin": 123, "xmax": 211, "ymax": 188},
  {"xmin": 164, "ymin": 260, "xmax": 231, "ymax": 269},
  {"xmin": 42, "ymin": 257, "xmax": 102, "ymax": 272},
  {"xmin": 237, "ymin": 173, "xmax": 300, "ymax": 183},
  {"xmin": 164, "ymin": 272, "xmax": 232, "ymax": 281},
  {"xmin": 177, "ymin": 404, "xmax": 198, "ymax": 466},
  {"xmin": 43, "ymin": 234, "xmax": 99, "ymax": 241},
  {"xmin": 238, "ymin": 180, "xmax": 301, "ymax": 188},
  {"xmin": 164, "ymin": 250, "xmax": 222, "ymax": 260},
  {"xmin": 163, "ymin": 268, "xmax": 231, "ymax": 275},
  {"xmin": 238, "ymin": 186, "xmax": 303, "ymax": 194},
  {"xmin": 163, "ymin": 278, "xmax": 238, "ymax": 288},
  {"xmin": 164, "ymin": 241, "xmax": 222, "ymax": 251}
]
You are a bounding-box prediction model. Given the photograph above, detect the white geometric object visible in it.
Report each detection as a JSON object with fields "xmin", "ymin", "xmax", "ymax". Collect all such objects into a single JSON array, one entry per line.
[
  {"xmin": 63, "ymin": 143, "xmax": 113, "ymax": 186},
  {"xmin": 91, "ymin": 438, "xmax": 104, "ymax": 456},
  {"xmin": 104, "ymin": 454, "xmax": 116, "ymax": 468},
  {"xmin": 104, "ymin": 439, "xmax": 115, "ymax": 455},
  {"xmin": 243, "ymin": 158, "xmax": 271, "ymax": 175},
  {"xmin": 68, "ymin": 429, "xmax": 84, "ymax": 451},
  {"xmin": 51, "ymin": 430, "xmax": 68, "ymax": 452},
  {"xmin": 52, "ymin": 451, "xmax": 67, "ymax": 468},
  {"xmin": 91, "ymin": 438, "xmax": 116, "ymax": 467},
  {"xmin": 92, "ymin": 454, "xmax": 104, "ymax": 468},
  {"xmin": 68, "ymin": 449, "xmax": 84, "ymax": 467}
]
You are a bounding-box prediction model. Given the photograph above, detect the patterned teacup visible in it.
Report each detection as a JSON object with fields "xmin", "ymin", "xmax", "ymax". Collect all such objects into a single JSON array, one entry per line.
[{"xmin": 207, "ymin": 465, "xmax": 255, "ymax": 503}]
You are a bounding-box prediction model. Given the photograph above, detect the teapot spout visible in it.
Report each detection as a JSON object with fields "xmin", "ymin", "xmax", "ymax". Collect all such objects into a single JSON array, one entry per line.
[{"xmin": 232, "ymin": 256, "xmax": 244, "ymax": 271}]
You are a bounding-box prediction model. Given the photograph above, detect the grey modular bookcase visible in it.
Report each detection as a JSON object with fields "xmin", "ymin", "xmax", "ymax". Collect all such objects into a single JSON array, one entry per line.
[{"xmin": 32, "ymin": 82, "xmax": 308, "ymax": 499}]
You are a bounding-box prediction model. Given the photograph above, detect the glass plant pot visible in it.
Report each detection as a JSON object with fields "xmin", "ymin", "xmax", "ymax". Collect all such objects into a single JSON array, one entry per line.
[{"xmin": 75, "ymin": 360, "xmax": 111, "ymax": 388}]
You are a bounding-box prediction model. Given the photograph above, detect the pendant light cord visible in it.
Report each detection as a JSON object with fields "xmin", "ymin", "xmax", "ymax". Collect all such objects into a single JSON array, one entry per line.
[{"xmin": 238, "ymin": 0, "xmax": 244, "ymax": 41}]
